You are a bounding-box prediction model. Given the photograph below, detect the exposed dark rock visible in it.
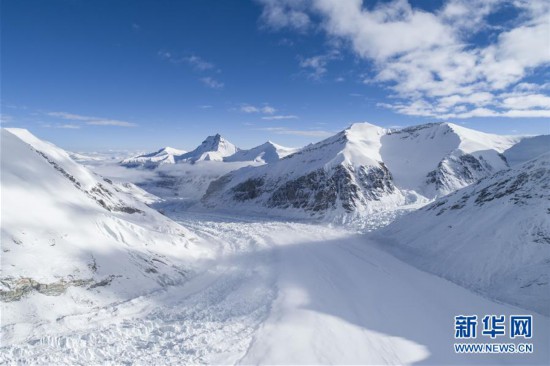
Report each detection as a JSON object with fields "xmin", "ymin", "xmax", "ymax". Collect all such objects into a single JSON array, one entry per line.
[
  {"xmin": 33, "ymin": 149, "xmax": 144, "ymax": 214},
  {"xmin": 232, "ymin": 177, "xmax": 265, "ymax": 201},
  {"xmin": 357, "ymin": 163, "xmax": 395, "ymax": 200},
  {"xmin": 0, "ymin": 274, "xmax": 122, "ymax": 301},
  {"xmin": 475, "ymin": 172, "xmax": 530, "ymax": 205},
  {"xmin": 203, "ymin": 174, "xmax": 232, "ymax": 201},
  {"xmin": 35, "ymin": 150, "xmax": 81, "ymax": 188},
  {"xmin": 0, "ymin": 277, "xmax": 93, "ymax": 301},
  {"xmin": 267, "ymin": 169, "xmax": 337, "ymax": 212},
  {"xmin": 426, "ymin": 153, "xmax": 502, "ymax": 194},
  {"xmin": 265, "ymin": 163, "xmax": 396, "ymax": 213},
  {"xmin": 88, "ymin": 275, "xmax": 117, "ymax": 289}
]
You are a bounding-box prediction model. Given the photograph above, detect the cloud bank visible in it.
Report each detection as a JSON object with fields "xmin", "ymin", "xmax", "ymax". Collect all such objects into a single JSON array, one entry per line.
[{"xmin": 258, "ymin": 0, "xmax": 550, "ymax": 119}]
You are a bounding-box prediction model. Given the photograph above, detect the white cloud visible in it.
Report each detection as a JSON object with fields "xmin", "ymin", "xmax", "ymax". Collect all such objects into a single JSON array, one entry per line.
[
  {"xmin": 299, "ymin": 49, "xmax": 340, "ymax": 79},
  {"xmin": 503, "ymin": 109, "xmax": 550, "ymax": 118},
  {"xmin": 158, "ymin": 50, "xmax": 174, "ymax": 61},
  {"xmin": 42, "ymin": 123, "xmax": 81, "ymax": 129},
  {"xmin": 501, "ymin": 94, "xmax": 550, "ymax": 110},
  {"xmin": 86, "ymin": 120, "xmax": 137, "ymax": 127},
  {"xmin": 158, "ymin": 50, "xmax": 215, "ymax": 71},
  {"xmin": 47, "ymin": 112, "xmax": 91, "ymax": 121},
  {"xmin": 312, "ymin": 0, "xmax": 455, "ymax": 61},
  {"xmin": 261, "ymin": 115, "xmax": 298, "ymax": 120},
  {"xmin": 47, "ymin": 111, "xmax": 137, "ymax": 127},
  {"xmin": 57, "ymin": 124, "xmax": 81, "ymax": 129},
  {"xmin": 258, "ymin": 0, "xmax": 550, "ymax": 118},
  {"xmin": 184, "ymin": 55, "xmax": 215, "ymax": 71},
  {"xmin": 300, "ymin": 55, "xmax": 329, "ymax": 79},
  {"xmin": 0, "ymin": 114, "xmax": 13, "ymax": 124},
  {"xmin": 258, "ymin": 127, "xmax": 333, "ymax": 137},
  {"xmin": 257, "ymin": 0, "xmax": 311, "ymax": 30},
  {"xmin": 241, "ymin": 105, "xmax": 260, "ymax": 113},
  {"xmin": 240, "ymin": 104, "xmax": 277, "ymax": 114},
  {"xmin": 201, "ymin": 77, "xmax": 224, "ymax": 89},
  {"xmin": 261, "ymin": 106, "xmax": 276, "ymax": 114}
]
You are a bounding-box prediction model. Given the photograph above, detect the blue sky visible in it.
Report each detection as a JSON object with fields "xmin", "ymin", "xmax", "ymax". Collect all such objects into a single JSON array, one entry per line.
[{"xmin": 2, "ymin": 0, "xmax": 549, "ymax": 151}]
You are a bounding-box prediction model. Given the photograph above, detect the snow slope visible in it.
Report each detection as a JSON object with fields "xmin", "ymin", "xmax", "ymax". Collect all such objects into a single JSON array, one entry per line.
[
  {"xmin": 0, "ymin": 128, "xmax": 209, "ymax": 327},
  {"xmin": 376, "ymin": 153, "xmax": 550, "ymax": 316},
  {"xmin": 382, "ymin": 123, "xmax": 519, "ymax": 196},
  {"xmin": 2, "ymin": 212, "xmax": 548, "ymax": 364},
  {"xmin": 504, "ymin": 134, "xmax": 550, "ymax": 166},
  {"xmin": 224, "ymin": 141, "xmax": 298, "ymax": 163},
  {"xmin": 203, "ymin": 122, "xmax": 521, "ymax": 220},
  {"xmin": 203, "ymin": 123, "xmax": 407, "ymax": 221},
  {"xmin": 120, "ymin": 146, "xmax": 187, "ymax": 168}
]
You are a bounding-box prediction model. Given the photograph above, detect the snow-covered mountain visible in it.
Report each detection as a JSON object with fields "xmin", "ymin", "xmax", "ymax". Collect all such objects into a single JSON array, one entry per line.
[
  {"xmin": 503, "ymin": 134, "xmax": 550, "ymax": 167},
  {"xmin": 0, "ymin": 129, "xmax": 208, "ymax": 319},
  {"xmin": 176, "ymin": 134, "xmax": 239, "ymax": 163},
  {"xmin": 120, "ymin": 146, "xmax": 187, "ymax": 168},
  {"xmin": 120, "ymin": 137, "xmax": 295, "ymax": 169},
  {"xmin": 116, "ymin": 137, "xmax": 293, "ymax": 208},
  {"xmin": 224, "ymin": 141, "xmax": 298, "ymax": 164},
  {"xmin": 376, "ymin": 153, "xmax": 550, "ymax": 315},
  {"xmin": 203, "ymin": 123, "xmax": 408, "ymax": 220},
  {"xmin": 120, "ymin": 134, "xmax": 238, "ymax": 168},
  {"xmin": 382, "ymin": 122, "xmax": 518, "ymax": 196},
  {"xmin": 202, "ymin": 122, "xmax": 521, "ymax": 219}
]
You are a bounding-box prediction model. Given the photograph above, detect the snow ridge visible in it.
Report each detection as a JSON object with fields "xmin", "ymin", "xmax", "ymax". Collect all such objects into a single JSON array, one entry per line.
[
  {"xmin": 1, "ymin": 128, "xmax": 207, "ymax": 328},
  {"xmin": 121, "ymin": 147, "xmax": 187, "ymax": 168},
  {"xmin": 202, "ymin": 122, "xmax": 527, "ymax": 219},
  {"xmin": 376, "ymin": 153, "xmax": 550, "ymax": 315},
  {"xmin": 224, "ymin": 141, "xmax": 297, "ymax": 163}
]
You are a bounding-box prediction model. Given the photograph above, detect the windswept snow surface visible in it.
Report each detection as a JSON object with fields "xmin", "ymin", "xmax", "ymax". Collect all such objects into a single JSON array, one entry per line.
[
  {"xmin": 504, "ymin": 135, "xmax": 550, "ymax": 166},
  {"xmin": 376, "ymin": 154, "xmax": 550, "ymax": 316},
  {"xmin": 0, "ymin": 128, "xmax": 210, "ymax": 339},
  {"xmin": 2, "ymin": 213, "xmax": 548, "ymax": 364}
]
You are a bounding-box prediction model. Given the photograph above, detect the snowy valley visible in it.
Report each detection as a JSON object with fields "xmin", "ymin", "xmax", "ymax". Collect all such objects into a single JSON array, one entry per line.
[{"xmin": 1, "ymin": 124, "xmax": 549, "ymax": 365}]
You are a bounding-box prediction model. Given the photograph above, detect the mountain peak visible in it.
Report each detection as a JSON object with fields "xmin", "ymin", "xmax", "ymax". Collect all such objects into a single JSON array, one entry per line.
[
  {"xmin": 147, "ymin": 146, "xmax": 186, "ymax": 157},
  {"xmin": 206, "ymin": 133, "xmax": 222, "ymax": 140},
  {"xmin": 200, "ymin": 134, "xmax": 226, "ymax": 149},
  {"xmin": 223, "ymin": 140, "xmax": 297, "ymax": 163},
  {"xmin": 177, "ymin": 134, "xmax": 239, "ymax": 163},
  {"xmin": 345, "ymin": 121, "xmax": 384, "ymax": 133}
]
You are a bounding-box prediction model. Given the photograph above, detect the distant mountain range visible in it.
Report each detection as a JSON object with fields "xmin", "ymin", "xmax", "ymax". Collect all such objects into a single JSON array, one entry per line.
[
  {"xmin": 120, "ymin": 146, "xmax": 187, "ymax": 168},
  {"xmin": 121, "ymin": 134, "xmax": 297, "ymax": 168}
]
